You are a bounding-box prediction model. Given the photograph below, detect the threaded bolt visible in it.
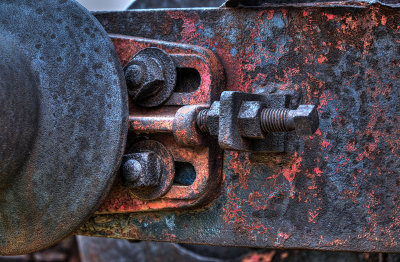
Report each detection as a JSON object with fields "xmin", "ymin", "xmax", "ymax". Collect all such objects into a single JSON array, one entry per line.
[
  {"xmin": 197, "ymin": 108, "xmax": 295, "ymax": 135},
  {"xmin": 259, "ymin": 106, "xmax": 318, "ymax": 135},
  {"xmin": 196, "ymin": 105, "xmax": 318, "ymax": 136},
  {"xmin": 260, "ymin": 108, "xmax": 294, "ymax": 133},
  {"xmin": 196, "ymin": 109, "xmax": 209, "ymax": 134}
]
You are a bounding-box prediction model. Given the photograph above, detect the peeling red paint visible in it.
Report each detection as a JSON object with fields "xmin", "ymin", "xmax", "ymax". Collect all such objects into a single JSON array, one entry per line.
[{"xmin": 84, "ymin": 4, "xmax": 400, "ymax": 252}]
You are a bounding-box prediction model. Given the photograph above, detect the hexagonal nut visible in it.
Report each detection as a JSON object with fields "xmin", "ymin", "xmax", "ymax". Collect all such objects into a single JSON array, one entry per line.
[
  {"xmin": 206, "ymin": 101, "xmax": 221, "ymax": 137},
  {"xmin": 125, "ymin": 60, "xmax": 165, "ymax": 102},
  {"xmin": 289, "ymin": 105, "xmax": 319, "ymax": 136},
  {"xmin": 238, "ymin": 101, "xmax": 265, "ymax": 139},
  {"xmin": 123, "ymin": 48, "xmax": 176, "ymax": 107},
  {"xmin": 121, "ymin": 152, "xmax": 162, "ymax": 189}
]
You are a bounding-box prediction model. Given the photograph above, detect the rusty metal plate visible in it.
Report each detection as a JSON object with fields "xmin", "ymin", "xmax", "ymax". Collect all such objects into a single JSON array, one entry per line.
[
  {"xmin": 224, "ymin": 0, "xmax": 400, "ymax": 7},
  {"xmin": 96, "ymin": 37, "xmax": 224, "ymax": 213},
  {"xmin": 0, "ymin": 0, "xmax": 128, "ymax": 255},
  {"xmin": 82, "ymin": 3, "xmax": 400, "ymax": 252}
]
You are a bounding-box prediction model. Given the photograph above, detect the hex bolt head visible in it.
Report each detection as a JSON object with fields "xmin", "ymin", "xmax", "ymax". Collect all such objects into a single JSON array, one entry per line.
[
  {"xmin": 121, "ymin": 140, "xmax": 175, "ymax": 201},
  {"xmin": 125, "ymin": 60, "xmax": 165, "ymax": 102},
  {"xmin": 287, "ymin": 105, "xmax": 319, "ymax": 136},
  {"xmin": 120, "ymin": 151, "xmax": 162, "ymax": 190},
  {"xmin": 123, "ymin": 48, "xmax": 176, "ymax": 108}
]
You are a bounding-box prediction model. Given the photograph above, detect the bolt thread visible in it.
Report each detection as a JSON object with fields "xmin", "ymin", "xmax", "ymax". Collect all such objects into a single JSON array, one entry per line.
[
  {"xmin": 261, "ymin": 108, "xmax": 291, "ymax": 133},
  {"xmin": 196, "ymin": 109, "xmax": 209, "ymax": 134}
]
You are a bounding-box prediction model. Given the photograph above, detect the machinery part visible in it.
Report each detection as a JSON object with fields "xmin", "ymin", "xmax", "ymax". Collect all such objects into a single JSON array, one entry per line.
[
  {"xmin": 128, "ymin": 88, "xmax": 319, "ymax": 152},
  {"xmin": 238, "ymin": 101, "xmax": 268, "ymax": 139},
  {"xmin": 95, "ymin": 37, "xmax": 224, "ymax": 213},
  {"xmin": 196, "ymin": 93, "xmax": 319, "ymax": 150},
  {"xmin": 224, "ymin": 0, "xmax": 400, "ymax": 7},
  {"xmin": 173, "ymin": 105, "xmax": 208, "ymax": 146},
  {"xmin": 0, "ymin": 0, "xmax": 128, "ymax": 255},
  {"xmin": 261, "ymin": 105, "xmax": 319, "ymax": 135},
  {"xmin": 129, "ymin": 0, "xmax": 226, "ymax": 9},
  {"xmin": 113, "ymin": 36, "xmax": 224, "ymax": 106},
  {"xmin": 124, "ymin": 47, "xmax": 176, "ymax": 107},
  {"xmin": 86, "ymin": 5, "xmax": 400, "ymax": 253},
  {"xmin": 195, "ymin": 91, "xmax": 311, "ymax": 152},
  {"xmin": 121, "ymin": 140, "xmax": 175, "ymax": 200},
  {"xmin": 76, "ymin": 236, "xmax": 255, "ymax": 262},
  {"xmin": 121, "ymin": 159, "xmax": 143, "ymax": 186},
  {"xmin": 0, "ymin": 37, "xmax": 39, "ymax": 190}
]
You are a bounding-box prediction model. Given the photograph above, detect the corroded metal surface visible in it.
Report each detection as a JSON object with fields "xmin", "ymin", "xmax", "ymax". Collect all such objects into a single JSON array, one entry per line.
[
  {"xmin": 84, "ymin": 3, "xmax": 400, "ymax": 252},
  {"xmin": 124, "ymin": 47, "xmax": 177, "ymax": 107},
  {"xmin": 129, "ymin": 0, "xmax": 225, "ymax": 9},
  {"xmin": 121, "ymin": 140, "xmax": 175, "ymax": 200},
  {"xmin": 95, "ymin": 37, "xmax": 224, "ymax": 213},
  {"xmin": 0, "ymin": 0, "xmax": 128, "ymax": 255},
  {"xmin": 224, "ymin": 0, "xmax": 400, "ymax": 7}
]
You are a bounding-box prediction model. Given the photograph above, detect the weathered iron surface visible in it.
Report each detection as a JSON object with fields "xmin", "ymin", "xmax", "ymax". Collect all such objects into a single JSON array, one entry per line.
[
  {"xmin": 83, "ymin": 3, "xmax": 400, "ymax": 252},
  {"xmin": 129, "ymin": 0, "xmax": 225, "ymax": 9},
  {"xmin": 194, "ymin": 91, "xmax": 319, "ymax": 152},
  {"xmin": 121, "ymin": 140, "xmax": 175, "ymax": 200},
  {"xmin": 0, "ymin": 0, "xmax": 128, "ymax": 255},
  {"xmin": 224, "ymin": 0, "xmax": 400, "ymax": 7},
  {"xmin": 96, "ymin": 37, "xmax": 224, "ymax": 213},
  {"xmin": 124, "ymin": 47, "xmax": 177, "ymax": 107},
  {"xmin": 0, "ymin": 36, "xmax": 39, "ymax": 191},
  {"xmin": 75, "ymin": 236, "xmax": 400, "ymax": 262}
]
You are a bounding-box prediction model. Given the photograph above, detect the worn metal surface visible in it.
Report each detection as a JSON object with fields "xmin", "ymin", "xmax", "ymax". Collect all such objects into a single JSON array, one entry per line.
[
  {"xmin": 76, "ymin": 236, "xmax": 400, "ymax": 262},
  {"xmin": 0, "ymin": 0, "xmax": 128, "ymax": 255},
  {"xmin": 129, "ymin": 0, "xmax": 225, "ymax": 9},
  {"xmin": 82, "ymin": 3, "xmax": 400, "ymax": 252},
  {"xmin": 95, "ymin": 36, "xmax": 224, "ymax": 213},
  {"xmin": 124, "ymin": 47, "xmax": 176, "ymax": 107},
  {"xmin": 121, "ymin": 140, "xmax": 175, "ymax": 200},
  {"xmin": 224, "ymin": 0, "xmax": 400, "ymax": 7},
  {"xmin": 76, "ymin": 236, "xmax": 255, "ymax": 262},
  {"xmin": 194, "ymin": 91, "xmax": 319, "ymax": 152},
  {"xmin": 0, "ymin": 36, "xmax": 39, "ymax": 191},
  {"xmin": 2, "ymin": 236, "xmax": 397, "ymax": 262}
]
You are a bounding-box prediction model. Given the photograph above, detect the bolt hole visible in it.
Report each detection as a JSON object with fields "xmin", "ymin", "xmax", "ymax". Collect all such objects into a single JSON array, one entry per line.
[
  {"xmin": 175, "ymin": 68, "xmax": 200, "ymax": 93},
  {"xmin": 174, "ymin": 162, "xmax": 196, "ymax": 186}
]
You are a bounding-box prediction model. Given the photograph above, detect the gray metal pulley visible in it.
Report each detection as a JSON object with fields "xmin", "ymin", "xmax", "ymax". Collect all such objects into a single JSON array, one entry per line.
[{"xmin": 0, "ymin": 0, "xmax": 128, "ymax": 255}]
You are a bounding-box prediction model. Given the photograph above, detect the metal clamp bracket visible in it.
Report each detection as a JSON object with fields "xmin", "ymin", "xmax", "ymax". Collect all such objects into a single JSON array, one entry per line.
[
  {"xmin": 97, "ymin": 36, "xmax": 225, "ymax": 213},
  {"xmin": 197, "ymin": 91, "xmax": 319, "ymax": 152},
  {"xmin": 98, "ymin": 36, "xmax": 319, "ymax": 214}
]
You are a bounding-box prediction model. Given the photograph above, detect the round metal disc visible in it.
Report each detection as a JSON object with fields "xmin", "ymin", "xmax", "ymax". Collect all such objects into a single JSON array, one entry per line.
[{"xmin": 0, "ymin": 0, "xmax": 128, "ymax": 255}]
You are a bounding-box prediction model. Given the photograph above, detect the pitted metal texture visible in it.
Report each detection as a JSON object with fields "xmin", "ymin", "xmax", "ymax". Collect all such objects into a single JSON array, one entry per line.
[{"xmin": 0, "ymin": 0, "xmax": 128, "ymax": 255}]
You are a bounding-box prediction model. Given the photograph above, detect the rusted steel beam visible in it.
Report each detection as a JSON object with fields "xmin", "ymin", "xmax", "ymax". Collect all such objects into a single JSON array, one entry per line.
[
  {"xmin": 81, "ymin": 4, "xmax": 400, "ymax": 252},
  {"xmin": 224, "ymin": 0, "xmax": 400, "ymax": 7}
]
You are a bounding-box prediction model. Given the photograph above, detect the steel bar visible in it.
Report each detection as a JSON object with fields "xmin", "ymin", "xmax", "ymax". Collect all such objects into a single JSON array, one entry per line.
[{"xmin": 81, "ymin": 3, "xmax": 400, "ymax": 252}]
